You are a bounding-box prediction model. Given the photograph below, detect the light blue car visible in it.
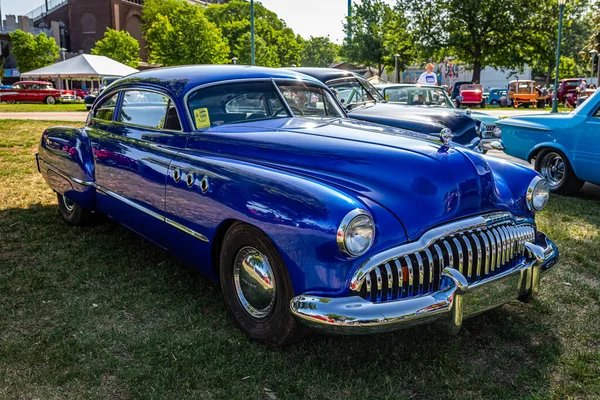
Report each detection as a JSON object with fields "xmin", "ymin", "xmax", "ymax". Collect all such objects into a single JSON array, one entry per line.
[
  {"xmin": 487, "ymin": 88, "xmax": 507, "ymax": 105},
  {"xmin": 498, "ymin": 89, "xmax": 600, "ymax": 194}
]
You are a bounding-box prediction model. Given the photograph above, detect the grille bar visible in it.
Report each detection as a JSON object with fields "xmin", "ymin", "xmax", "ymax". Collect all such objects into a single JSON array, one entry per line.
[{"xmin": 357, "ymin": 220, "xmax": 536, "ymax": 302}]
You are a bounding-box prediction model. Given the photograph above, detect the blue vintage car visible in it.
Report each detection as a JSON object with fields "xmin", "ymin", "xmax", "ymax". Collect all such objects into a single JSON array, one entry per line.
[
  {"xmin": 498, "ymin": 89, "xmax": 600, "ymax": 194},
  {"xmin": 487, "ymin": 88, "xmax": 508, "ymax": 105},
  {"xmin": 36, "ymin": 66, "xmax": 558, "ymax": 345},
  {"xmin": 289, "ymin": 68, "xmax": 487, "ymax": 151}
]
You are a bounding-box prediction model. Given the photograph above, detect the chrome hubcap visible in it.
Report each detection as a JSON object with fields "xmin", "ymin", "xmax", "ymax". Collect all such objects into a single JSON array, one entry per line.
[
  {"xmin": 233, "ymin": 246, "xmax": 276, "ymax": 319},
  {"xmin": 540, "ymin": 152, "xmax": 565, "ymax": 189},
  {"xmin": 62, "ymin": 196, "xmax": 75, "ymax": 212}
]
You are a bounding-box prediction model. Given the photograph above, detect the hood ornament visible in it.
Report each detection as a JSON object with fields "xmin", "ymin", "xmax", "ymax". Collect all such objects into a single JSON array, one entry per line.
[{"xmin": 440, "ymin": 128, "xmax": 453, "ymax": 146}]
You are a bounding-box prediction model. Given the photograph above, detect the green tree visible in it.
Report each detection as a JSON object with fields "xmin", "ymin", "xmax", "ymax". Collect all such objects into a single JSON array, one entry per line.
[
  {"xmin": 9, "ymin": 29, "xmax": 59, "ymax": 73},
  {"xmin": 205, "ymin": 0, "xmax": 302, "ymax": 67},
  {"xmin": 527, "ymin": 0, "xmax": 592, "ymax": 85},
  {"xmin": 343, "ymin": 0, "xmax": 414, "ymax": 75},
  {"xmin": 588, "ymin": 2, "xmax": 600, "ymax": 53},
  {"xmin": 300, "ymin": 36, "xmax": 339, "ymax": 67},
  {"xmin": 143, "ymin": 0, "xmax": 230, "ymax": 66},
  {"xmin": 91, "ymin": 28, "xmax": 140, "ymax": 68},
  {"xmin": 403, "ymin": 0, "xmax": 537, "ymax": 82}
]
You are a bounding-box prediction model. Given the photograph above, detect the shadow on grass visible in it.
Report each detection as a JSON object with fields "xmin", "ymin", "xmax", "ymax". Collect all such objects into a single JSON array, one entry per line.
[{"xmin": 1, "ymin": 203, "xmax": 564, "ymax": 400}]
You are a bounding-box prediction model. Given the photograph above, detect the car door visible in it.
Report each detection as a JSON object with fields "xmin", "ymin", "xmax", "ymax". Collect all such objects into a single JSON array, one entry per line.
[
  {"xmin": 572, "ymin": 102, "xmax": 600, "ymax": 184},
  {"xmin": 88, "ymin": 88, "xmax": 187, "ymax": 248}
]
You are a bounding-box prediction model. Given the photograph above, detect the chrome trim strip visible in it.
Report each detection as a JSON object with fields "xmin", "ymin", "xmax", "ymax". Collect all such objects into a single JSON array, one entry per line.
[
  {"xmin": 365, "ymin": 273, "xmax": 372, "ymax": 301},
  {"xmin": 452, "ymin": 237, "xmax": 464, "ymax": 275},
  {"xmin": 374, "ymin": 268, "xmax": 383, "ymax": 302},
  {"xmin": 472, "ymin": 233, "xmax": 482, "ymax": 278},
  {"xmin": 497, "ymin": 227, "xmax": 507, "ymax": 267},
  {"xmin": 491, "ymin": 228, "xmax": 502, "ymax": 270},
  {"xmin": 165, "ymin": 218, "xmax": 209, "ymax": 242},
  {"xmin": 442, "ymin": 240, "xmax": 454, "ymax": 269},
  {"xmin": 415, "ymin": 252, "xmax": 425, "ymax": 295},
  {"xmin": 480, "ymin": 230, "xmax": 491, "ymax": 276},
  {"xmin": 500, "ymin": 226, "xmax": 510, "ymax": 265},
  {"xmin": 395, "ymin": 259, "xmax": 403, "ymax": 298},
  {"xmin": 404, "ymin": 256, "xmax": 414, "ymax": 297},
  {"xmin": 486, "ymin": 230, "xmax": 496, "ymax": 272},
  {"xmin": 424, "ymin": 248, "xmax": 434, "ymax": 288},
  {"xmin": 463, "ymin": 234, "xmax": 473, "ymax": 279},
  {"xmin": 95, "ymin": 185, "xmax": 209, "ymax": 243},
  {"xmin": 433, "ymin": 243, "xmax": 444, "ymax": 287},
  {"xmin": 385, "ymin": 262, "xmax": 394, "ymax": 301}
]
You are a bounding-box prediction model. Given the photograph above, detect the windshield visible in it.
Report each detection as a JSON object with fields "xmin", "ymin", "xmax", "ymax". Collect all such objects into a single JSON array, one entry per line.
[
  {"xmin": 276, "ymin": 82, "xmax": 345, "ymax": 119},
  {"xmin": 326, "ymin": 76, "xmax": 385, "ymax": 106},
  {"xmin": 383, "ymin": 86, "xmax": 454, "ymax": 107}
]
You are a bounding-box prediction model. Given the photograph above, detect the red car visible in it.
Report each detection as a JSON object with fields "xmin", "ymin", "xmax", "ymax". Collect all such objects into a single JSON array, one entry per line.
[
  {"xmin": 455, "ymin": 83, "xmax": 486, "ymax": 108},
  {"xmin": 555, "ymin": 78, "xmax": 584, "ymax": 103},
  {"xmin": 0, "ymin": 81, "xmax": 75, "ymax": 105}
]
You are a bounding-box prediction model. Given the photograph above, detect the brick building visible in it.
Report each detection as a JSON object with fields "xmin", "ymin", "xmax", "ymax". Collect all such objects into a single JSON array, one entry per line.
[{"xmin": 25, "ymin": 0, "xmax": 228, "ymax": 60}]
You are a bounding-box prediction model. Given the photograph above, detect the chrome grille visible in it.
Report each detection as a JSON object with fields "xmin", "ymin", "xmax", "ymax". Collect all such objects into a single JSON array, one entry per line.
[
  {"xmin": 484, "ymin": 124, "xmax": 498, "ymax": 139},
  {"xmin": 357, "ymin": 220, "xmax": 536, "ymax": 302}
]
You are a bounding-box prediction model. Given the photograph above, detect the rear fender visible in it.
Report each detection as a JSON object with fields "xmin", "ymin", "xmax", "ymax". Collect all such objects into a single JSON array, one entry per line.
[{"xmin": 38, "ymin": 126, "xmax": 96, "ymax": 209}]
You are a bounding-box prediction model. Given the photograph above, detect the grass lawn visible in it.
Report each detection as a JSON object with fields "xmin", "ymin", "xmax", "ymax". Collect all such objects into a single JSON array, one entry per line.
[
  {"xmin": 0, "ymin": 103, "xmax": 88, "ymax": 112},
  {"xmin": 1, "ymin": 119, "xmax": 599, "ymax": 399}
]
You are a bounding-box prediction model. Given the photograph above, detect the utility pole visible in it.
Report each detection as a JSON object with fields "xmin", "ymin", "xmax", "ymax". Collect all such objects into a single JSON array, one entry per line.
[
  {"xmin": 250, "ymin": 0, "xmax": 255, "ymax": 66},
  {"xmin": 347, "ymin": 0, "xmax": 352, "ymax": 42},
  {"xmin": 551, "ymin": 0, "xmax": 566, "ymax": 113}
]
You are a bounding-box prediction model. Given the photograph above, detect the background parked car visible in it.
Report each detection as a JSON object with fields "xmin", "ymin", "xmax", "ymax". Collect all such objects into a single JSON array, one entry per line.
[
  {"xmin": 455, "ymin": 83, "xmax": 486, "ymax": 108},
  {"xmin": 498, "ymin": 88, "xmax": 600, "ymax": 194},
  {"xmin": 487, "ymin": 88, "xmax": 508, "ymax": 105},
  {"xmin": 376, "ymin": 83, "xmax": 501, "ymax": 148},
  {"xmin": 0, "ymin": 81, "xmax": 75, "ymax": 104},
  {"xmin": 290, "ymin": 68, "xmax": 484, "ymax": 150},
  {"xmin": 554, "ymin": 78, "xmax": 585, "ymax": 103}
]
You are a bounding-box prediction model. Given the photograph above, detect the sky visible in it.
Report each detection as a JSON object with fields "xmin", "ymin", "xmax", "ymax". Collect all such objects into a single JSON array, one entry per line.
[{"xmin": 2, "ymin": 0, "xmax": 396, "ymax": 44}]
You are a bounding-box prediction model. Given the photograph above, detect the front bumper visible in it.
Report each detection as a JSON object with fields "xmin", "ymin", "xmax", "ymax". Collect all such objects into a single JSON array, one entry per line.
[{"xmin": 290, "ymin": 231, "xmax": 558, "ymax": 335}]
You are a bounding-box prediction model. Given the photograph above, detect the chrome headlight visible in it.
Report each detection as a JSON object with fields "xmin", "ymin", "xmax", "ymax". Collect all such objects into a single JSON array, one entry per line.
[
  {"xmin": 493, "ymin": 126, "xmax": 502, "ymax": 138},
  {"xmin": 526, "ymin": 176, "xmax": 550, "ymax": 211},
  {"xmin": 337, "ymin": 209, "xmax": 375, "ymax": 257}
]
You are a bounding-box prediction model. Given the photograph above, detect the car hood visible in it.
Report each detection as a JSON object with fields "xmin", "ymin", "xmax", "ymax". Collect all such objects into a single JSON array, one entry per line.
[
  {"xmin": 347, "ymin": 103, "xmax": 478, "ymax": 144},
  {"xmin": 194, "ymin": 118, "xmax": 515, "ymax": 240},
  {"xmin": 468, "ymin": 110, "xmax": 500, "ymax": 125},
  {"xmin": 496, "ymin": 113, "xmax": 573, "ymax": 131}
]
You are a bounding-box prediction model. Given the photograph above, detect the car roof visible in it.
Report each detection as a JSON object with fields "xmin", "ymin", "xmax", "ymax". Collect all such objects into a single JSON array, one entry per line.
[
  {"xmin": 16, "ymin": 80, "xmax": 53, "ymax": 85},
  {"xmin": 285, "ymin": 67, "xmax": 359, "ymax": 83},
  {"xmin": 115, "ymin": 65, "xmax": 325, "ymax": 95}
]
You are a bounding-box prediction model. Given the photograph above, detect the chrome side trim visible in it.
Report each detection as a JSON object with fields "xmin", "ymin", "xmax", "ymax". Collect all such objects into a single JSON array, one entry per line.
[
  {"xmin": 39, "ymin": 159, "xmax": 95, "ymax": 187},
  {"xmin": 165, "ymin": 218, "xmax": 209, "ymax": 242}
]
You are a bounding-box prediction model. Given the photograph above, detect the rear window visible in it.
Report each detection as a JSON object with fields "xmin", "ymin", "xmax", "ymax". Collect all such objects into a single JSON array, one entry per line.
[{"xmin": 187, "ymin": 81, "xmax": 288, "ymax": 130}]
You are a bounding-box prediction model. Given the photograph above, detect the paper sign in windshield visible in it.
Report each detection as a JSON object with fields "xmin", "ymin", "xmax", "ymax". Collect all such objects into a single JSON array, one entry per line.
[{"xmin": 194, "ymin": 108, "xmax": 211, "ymax": 129}]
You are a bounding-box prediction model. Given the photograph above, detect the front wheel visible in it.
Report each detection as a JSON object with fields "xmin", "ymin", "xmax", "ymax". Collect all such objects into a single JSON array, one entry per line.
[
  {"xmin": 57, "ymin": 193, "xmax": 91, "ymax": 225},
  {"xmin": 219, "ymin": 223, "xmax": 305, "ymax": 346},
  {"xmin": 480, "ymin": 100, "xmax": 486, "ymax": 109},
  {"xmin": 45, "ymin": 96, "xmax": 57, "ymax": 105},
  {"xmin": 490, "ymin": 100, "xmax": 498, "ymax": 106},
  {"xmin": 535, "ymin": 150, "xmax": 584, "ymax": 195}
]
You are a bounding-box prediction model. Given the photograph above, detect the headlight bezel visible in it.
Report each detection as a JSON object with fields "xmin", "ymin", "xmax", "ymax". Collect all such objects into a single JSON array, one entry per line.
[
  {"xmin": 493, "ymin": 126, "xmax": 502, "ymax": 138},
  {"xmin": 337, "ymin": 209, "xmax": 375, "ymax": 257},
  {"xmin": 526, "ymin": 176, "xmax": 550, "ymax": 211}
]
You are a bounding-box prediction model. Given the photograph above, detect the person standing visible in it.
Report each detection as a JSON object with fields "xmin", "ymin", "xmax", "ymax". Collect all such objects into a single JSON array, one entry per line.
[{"xmin": 417, "ymin": 63, "xmax": 438, "ymax": 86}]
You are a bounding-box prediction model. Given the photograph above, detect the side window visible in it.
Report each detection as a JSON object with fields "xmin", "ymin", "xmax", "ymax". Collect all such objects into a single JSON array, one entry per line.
[
  {"xmin": 164, "ymin": 101, "xmax": 182, "ymax": 131},
  {"xmin": 593, "ymin": 106, "xmax": 600, "ymax": 118},
  {"xmin": 119, "ymin": 90, "xmax": 170, "ymax": 129},
  {"xmin": 187, "ymin": 81, "xmax": 287, "ymax": 129},
  {"xmin": 94, "ymin": 93, "xmax": 119, "ymax": 121}
]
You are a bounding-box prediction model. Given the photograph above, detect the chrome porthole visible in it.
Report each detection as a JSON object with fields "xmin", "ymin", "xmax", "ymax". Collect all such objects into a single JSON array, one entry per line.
[
  {"xmin": 540, "ymin": 152, "xmax": 565, "ymax": 189},
  {"xmin": 233, "ymin": 246, "xmax": 276, "ymax": 320},
  {"xmin": 62, "ymin": 195, "xmax": 75, "ymax": 212}
]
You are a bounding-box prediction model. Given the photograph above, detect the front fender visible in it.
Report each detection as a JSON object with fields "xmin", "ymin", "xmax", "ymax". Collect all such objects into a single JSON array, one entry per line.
[{"xmin": 525, "ymin": 141, "xmax": 571, "ymax": 163}]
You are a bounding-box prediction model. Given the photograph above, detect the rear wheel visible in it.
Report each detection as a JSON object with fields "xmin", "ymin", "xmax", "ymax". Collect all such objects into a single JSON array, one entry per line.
[
  {"xmin": 490, "ymin": 100, "xmax": 498, "ymax": 105},
  {"xmin": 535, "ymin": 150, "xmax": 584, "ymax": 195},
  {"xmin": 480, "ymin": 100, "xmax": 486, "ymax": 108},
  {"xmin": 45, "ymin": 96, "xmax": 56, "ymax": 105},
  {"xmin": 219, "ymin": 223, "xmax": 304, "ymax": 346},
  {"xmin": 57, "ymin": 193, "xmax": 91, "ymax": 225}
]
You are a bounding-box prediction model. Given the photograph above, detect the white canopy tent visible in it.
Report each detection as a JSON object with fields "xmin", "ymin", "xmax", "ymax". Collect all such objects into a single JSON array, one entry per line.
[{"xmin": 20, "ymin": 54, "xmax": 139, "ymax": 91}]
